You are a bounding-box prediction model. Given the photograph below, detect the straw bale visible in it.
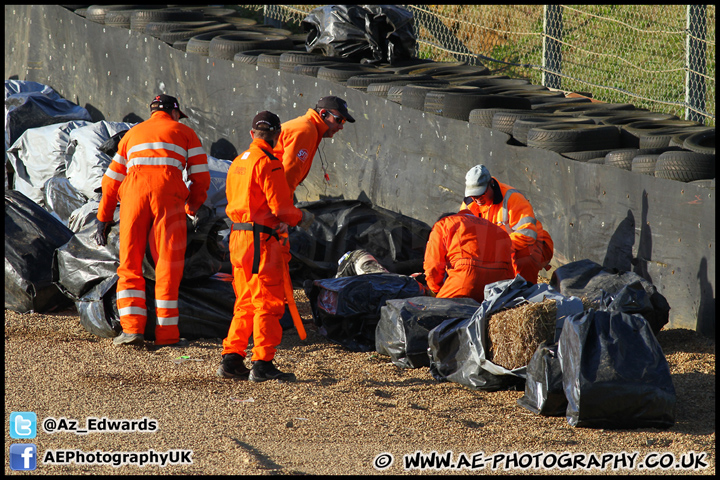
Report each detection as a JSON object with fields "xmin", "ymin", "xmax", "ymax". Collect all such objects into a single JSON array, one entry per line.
[{"xmin": 487, "ymin": 298, "xmax": 558, "ymax": 370}]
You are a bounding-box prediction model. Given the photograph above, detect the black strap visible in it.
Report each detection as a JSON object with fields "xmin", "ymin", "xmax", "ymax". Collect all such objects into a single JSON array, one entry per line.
[{"xmin": 232, "ymin": 222, "xmax": 279, "ymax": 274}]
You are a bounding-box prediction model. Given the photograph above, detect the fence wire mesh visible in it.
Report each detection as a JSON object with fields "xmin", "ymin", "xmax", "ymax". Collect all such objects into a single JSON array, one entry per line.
[{"xmin": 243, "ymin": 4, "xmax": 715, "ymax": 126}]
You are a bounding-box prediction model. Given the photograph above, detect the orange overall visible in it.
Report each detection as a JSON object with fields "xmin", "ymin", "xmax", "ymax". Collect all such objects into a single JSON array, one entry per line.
[
  {"xmin": 424, "ymin": 210, "xmax": 515, "ymax": 302},
  {"xmin": 97, "ymin": 111, "xmax": 209, "ymax": 344},
  {"xmin": 463, "ymin": 179, "xmax": 554, "ymax": 284},
  {"xmin": 222, "ymin": 137, "xmax": 303, "ymax": 361}
]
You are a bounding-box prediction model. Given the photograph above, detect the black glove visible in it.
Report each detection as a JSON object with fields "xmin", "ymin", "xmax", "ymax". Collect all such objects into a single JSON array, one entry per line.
[
  {"xmin": 188, "ymin": 204, "xmax": 212, "ymax": 231},
  {"xmin": 94, "ymin": 220, "xmax": 112, "ymax": 246}
]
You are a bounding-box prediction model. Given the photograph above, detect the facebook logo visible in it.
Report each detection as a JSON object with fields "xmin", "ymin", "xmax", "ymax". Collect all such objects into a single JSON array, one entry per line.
[
  {"xmin": 10, "ymin": 444, "xmax": 37, "ymax": 470},
  {"xmin": 9, "ymin": 411, "xmax": 36, "ymax": 439}
]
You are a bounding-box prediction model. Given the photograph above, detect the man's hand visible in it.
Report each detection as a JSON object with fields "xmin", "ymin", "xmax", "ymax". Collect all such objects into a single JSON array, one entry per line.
[
  {"xmin": 297, "ymin": 209, "xmax": 315, "ymax": 231},
  {"xmin": 94, "ymin": 220, "xmax": 113, "ymax": 246},
  {"xmin": 188, "ymin": 204, "xmax": 212, "ymax": 230}
]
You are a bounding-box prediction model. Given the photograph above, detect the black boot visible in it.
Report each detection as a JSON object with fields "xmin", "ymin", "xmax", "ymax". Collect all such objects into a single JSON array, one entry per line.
[
  {"xmin": 249, "ymin": 360, "xmax": 296, "ymax": 383},
  {"xmin": 217, "ymin": 353, "xmax": 250, "ymax": 379}
]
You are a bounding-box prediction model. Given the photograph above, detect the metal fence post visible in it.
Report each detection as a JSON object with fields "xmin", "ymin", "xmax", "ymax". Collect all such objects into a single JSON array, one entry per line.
[
  {"xmin": 686, "ymin": 5, "xmax": 707, "ymax": 124},
  {"xmin": 542, "ymin": 5, "xmax": 563, "ymax": 89}
]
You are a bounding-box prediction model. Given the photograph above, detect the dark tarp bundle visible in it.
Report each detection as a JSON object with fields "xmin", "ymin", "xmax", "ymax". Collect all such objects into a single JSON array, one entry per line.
[
  {"xmin": 557, "ymin": 300, "xmax": 677, "ymax": 429},
  {"xmin": 76, "ymin": 273, "xmax": 235, "ymax": 340},
  {"xmin": 376, "ymin": 296, "xmax": 480, "ymax": 369},
  {"xmin": 302, "ymin": 5, "xmax": 416, "ymax": 64},
  {"xmin": 550, "ymin": 258, "xmax": 670, "ymax": 335},
  {"xmin": 4, "ymin": 79, "xmax": 92, "ymax": 150},
  {"xmin": 427, "ymin": 276, "xmax": 584, "ymax": 391},
  {"xmin": 288, "ymin": 198, "xmax": 431, "ymax": 284},
  {"xmin": 309, "ymin": 273, "xmax": 428, "ymax": 352},
  {"xmin": 516, "ymin": 342, "xmax": 566, "ymax": 416},
  {"xmin": 53, "ymin": 210, "xmax": 228, "ymax": 303},
  {"xmin": 44, "ymin": 176, "xmax": 89, "ymax": 225},
  {"xmin": 5, "ymin": 190, "xmax": 75, "ymax": 313}
]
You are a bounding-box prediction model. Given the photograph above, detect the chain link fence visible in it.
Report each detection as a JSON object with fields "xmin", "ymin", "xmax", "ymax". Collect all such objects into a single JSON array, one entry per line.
[{"xmin": 242, "ymin": 5, "xmax": 715, "ymax": 126}]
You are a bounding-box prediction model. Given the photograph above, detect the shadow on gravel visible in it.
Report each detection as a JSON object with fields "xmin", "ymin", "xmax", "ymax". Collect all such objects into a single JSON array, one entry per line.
[
  {"xmin": 656, "ymin": 328, "xmax": 715, "ymax": 355},
  {"xmin": 230, "ymin": 438, "xmax": 285, "ymax": 472}
]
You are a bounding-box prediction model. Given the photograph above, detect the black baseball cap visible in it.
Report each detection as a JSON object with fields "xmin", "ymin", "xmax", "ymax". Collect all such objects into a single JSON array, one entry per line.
[
  {"xmin": 252, "ymin": 110, "xmax": 281, "ymax": 132},
  {"xmin": 316, "ymin": 95, "xmax": 355, "ymax": 123},
  {"xmin": 150, "ymin": 94, "xmax": 188, "ymax": 118}
]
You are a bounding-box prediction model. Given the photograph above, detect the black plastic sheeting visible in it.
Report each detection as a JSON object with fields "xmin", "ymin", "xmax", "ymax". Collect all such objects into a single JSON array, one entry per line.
[
  {"xmin": 5, "ymin": 190, "xmax": 75, "ymax": 313},
  {"xmin": 75, "ymin": 273, "xmax": 236, "ymax": 341},
  {"xmin": 375, "ymin": 296, "xmax": 480, "ymax": 369},
  {"xmin": 288, "ymin": 198, "xmax": 431, "ymax": 284},
  {"xmin": 4, "ymin": 79, "xmax": 92, "ymax": 149},
  {"xmin": 516, "ymin": 342, "xmax": 566, "ymax": 417},
  {"xmin": 308, "ymin": 273, "xmax": 428, "ymax": 352},
  {"xmin": 303, "ymin": 5, "xmax": 416, "ymax": 64},
  {"xmin": 550, "ymin": 259, "xmax": 670, "ymax": 335},
  {"xmin": 427, "ymin": 276, "xmax": 585, "ymax": 391},
  {"xmin": 557, "ymin": 303, "xmax": 676, "ymax": 429}
]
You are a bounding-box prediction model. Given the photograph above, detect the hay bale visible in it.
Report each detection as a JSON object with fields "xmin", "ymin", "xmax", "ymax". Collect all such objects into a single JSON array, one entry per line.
[{"xmin": 487, "ymin": 298, "xmax": 558, "ymax": 370}]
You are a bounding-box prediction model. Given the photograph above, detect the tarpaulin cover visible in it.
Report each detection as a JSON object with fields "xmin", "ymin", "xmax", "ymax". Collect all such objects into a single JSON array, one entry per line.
[
  {"xmin": 75, "ymin": 273, "xmax": 235, "ymax": 340},
  {"xmin": 550, "ymin": 258, "xmax": 670, "ymax": 335},
  {"xmin": 427, "ymin": 276, "xmax": 585, "ymax": 391},
  {"xmin": 309, "ymin": 273, "xmax": 427, "ymax": 352},
  {"xmin": 288, "ymin": 198, "xmax": 431, "ymax": 284},
  {"xmin": 557, "ymin": 305, "xmax": 677, "ymax": 429},
  {"xmin": 4, "ymin": 79, "xmax": 92, "ymax": 149},
  {"xmin": 6, "ymin": 120, "xmax": 92, "ymax": 207},
  {"xmin": 5, "ymin": 190, "xmax": 75, "ymax": 313},
  {"xmin": 53, "ymin": 209, "xmax": 227, "ymax": 303},
  {"xmin": 376, "ymin": 296, "xmax": 480, "ymax": 369},
  {"xmin": 302, "ymin": 5, "xmax": 416, "ymax": 64},
  {"xmin": 516, "ymin": 342, "xmax": 567, "ymax": 416},
  {"xmin": 65, "ymin": 121, "xmax": 136, "ymax": 201},
  {"xmin": 43, "ymin": 176, "xmax": 89, "ymax": 225}
]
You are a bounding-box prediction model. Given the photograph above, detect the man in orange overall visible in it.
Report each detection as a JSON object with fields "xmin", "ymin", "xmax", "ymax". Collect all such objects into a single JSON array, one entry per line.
[
  {"xmin": 95, "ymin": 94, "xmax": 210, "ymax": 348},
  {"xmin": 218, "ymin": 111, "xmax": 314, "ymax": 382},
  {"xmin": 461, "ymin": 164, "xmax": 554, "ymax": 284},
  {"xmin": 423, "ymin": 210, "xmax": 515, "ymax": 302},
  {"xmin": 273, "ymin": 95, "xmax": 355, "ymax": 328}
]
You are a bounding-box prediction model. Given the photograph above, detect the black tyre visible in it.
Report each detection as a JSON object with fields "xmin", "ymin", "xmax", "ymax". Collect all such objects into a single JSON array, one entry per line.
[
  {"xmin": 621, "ymin": 119, "xmax": 703, "ymax": 148},
  {"xmin": 469, "ymin": 108, "xmax": 524, "ymax": 128},
  {"xmin": 131, "ymin": 8, "xmax": 204, "ymax": 33},
  {"xmin": 257, "ymin": 52, "xmax": 283, "ymax": 69},
  {"xmin": 103, "ymin": 9, "xmax": 137, "ymax": 29},
  {"xmin": 410, "ymin": 64, "xmax": 490, "ymax": 77},
  {"xmin": 346, "ymin": 73, "xmax": 434, "ymax": 89},
  {"xmin": 160, "ymin": 24, "xmax": 235, "ymax": 44},
  {"xmin": 292, "ymin": 61, "xmax": 349, "ymax": 77},
  {"xmin": 512, "ymin": 116, "xmax": 592, "ymax": 145},
  {"xmin": 186, "ymin": 30, "xmax": 238, "ymax": 57},
  {"xmin": 145, "ymin": 20, "xmax": 221, "ymax": 38},
  {"xmin": 654, "ymin": 151, "xmax": 716, "ymax": 182},
  {"xmin": 562, "ymin": 149, "xmax": 615, "ymax": 162},
  {"xmin": 278, "ymin": 51, "xmax": 324, "ymax": 72},
  {"xmin": 631, "ymin": 154, "xmax": 661, "ymax": 175},
  {"xmin": 480, "ymin": 83, "xmax": 550, "ymax": 95},
  {"xmin": 422, "ymin": 86, "xmax": 486, "ymax": 115},
  {"xmin": 443, "ymin": 94, "xmax": 532, "ymax": 122},
  {"xmin": 234, "ymin": 49, "xmax": 289, "ymax": 66},
  {"xmin": 223, "ymin": 17, "xmax": 258, "ymax": 28},
  {"xmin": 172, "ymin": 39, "xmax": 188, "ymax": 52},
  {"xmin": 587, "ymin": 157, "xmax": 607, "ymax": 164},
  {"xmin": 530, "ymin": 97, "xmax": 594, "ymax": 110},
  {"xmin": 683, "ymin": 129, "xmax": 715, "ymax": 155},
  {"xmin": 448, "ymin": 76, "xmax": 523, "ymax": 88},
  {"xmin": 669, "ymin": 132, "xmax": 695, "ymax": 148},
  {"xmin": 599, "ymin": 112, "xmax": 679, "ymax": 126},
  {"xmin": 85, "ymin": 5, "xmax": 146, "ymax": 24},
  {"xmin": 491, "ymin": 110, "xmax": 544, "ymax": 134},
  {"xmin": 638, "ymin": 126, "xmax": 712, "ymax": 149},
  {"xmin": 605, "ymin": 146, "xmax": 679, "ymax": 170},
  {"xmin": 553, "ymin": 103, "xmax": 638, "ymax": 115},
  {"xmin": 316, "ymin": 65, "xmax": 382, "ymax": 83},
  {"xmin": 527, "ymin": 124, "xmax": 621, "ymax": 153},
  {"xmin": 209, "ymin": 33, "xmax": 293, "ymax": 60}
]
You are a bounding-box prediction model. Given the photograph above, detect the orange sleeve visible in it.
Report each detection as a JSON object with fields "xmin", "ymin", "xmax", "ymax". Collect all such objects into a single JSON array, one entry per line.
[
  {"xmin": 97, "ymin": 133, "xmax": 131, "ymax": 223},
  {"xmin": 260, "ymin": 156, "xmax": 303, "ymax": 227},
  {"xmin": 505, "ymin": 192, "xmax": 538, "ymax": 251},
  {"xmin": 423, "ymin": 220, "xmax": 449, "ymax": 294},
  {"xmin": 184, "ymin": 127, "xmax": 210, "ymax": 215}
]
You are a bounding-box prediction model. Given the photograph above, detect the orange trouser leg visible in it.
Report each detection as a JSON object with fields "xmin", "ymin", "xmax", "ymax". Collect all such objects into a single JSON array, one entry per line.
[
  {"xmin": 116, "ymin": 187, "xmax": 153, "ymax": 335},
  {"xmin": 152, "ymin": 201, "xmax": 187, "ymax": 345},
  {"xmin": 222, "ymin": 230, "xmax": 285, "ymax": 361}
]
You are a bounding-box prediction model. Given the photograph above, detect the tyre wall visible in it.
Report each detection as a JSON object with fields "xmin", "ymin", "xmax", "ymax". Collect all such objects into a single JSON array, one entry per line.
[{"xmin": 5, "ymin": 6, "xmax": 714, "ymax": 335}]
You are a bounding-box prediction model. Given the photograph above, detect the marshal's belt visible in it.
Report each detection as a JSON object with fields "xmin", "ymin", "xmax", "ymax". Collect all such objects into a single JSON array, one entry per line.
[{"xmin": 231, "ymin": 222, "xmax": 280, "ymax": 274}]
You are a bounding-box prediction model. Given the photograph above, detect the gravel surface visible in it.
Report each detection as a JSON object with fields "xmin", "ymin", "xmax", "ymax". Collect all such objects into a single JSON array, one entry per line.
[{"xmin": 4, "ymin": 290, "xmax": 715, "ymax": 475}]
